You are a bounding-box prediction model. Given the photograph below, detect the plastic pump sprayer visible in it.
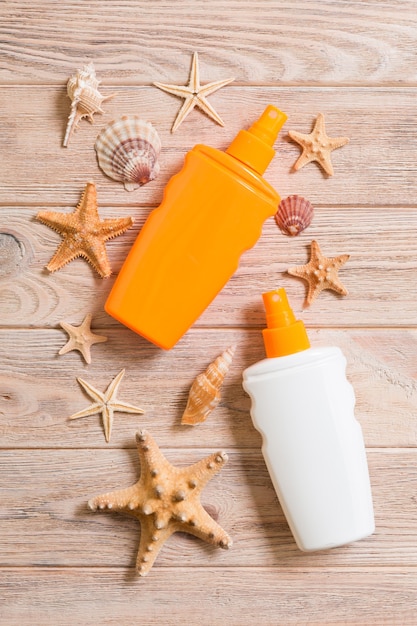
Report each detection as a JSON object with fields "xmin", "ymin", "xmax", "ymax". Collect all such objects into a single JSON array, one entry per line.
[
  {"xmin": 105, "ymin": 106, "xmax": 287, "ymax": 349},
  {"xmin": 243, "ymin": 288, "xmax": 375, "ymax": 551}
]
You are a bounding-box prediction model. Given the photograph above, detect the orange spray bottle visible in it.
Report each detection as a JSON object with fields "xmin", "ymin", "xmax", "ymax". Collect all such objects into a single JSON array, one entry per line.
[{"xmin": 105, "ymin": 105, "xmax": 287, "ymax": 349}]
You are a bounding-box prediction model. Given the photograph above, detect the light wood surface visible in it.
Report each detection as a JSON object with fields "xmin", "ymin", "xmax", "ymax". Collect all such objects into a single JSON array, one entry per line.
[{"xmin": 1, "ymin": 2, "xmax": 417, "ymax": 624}]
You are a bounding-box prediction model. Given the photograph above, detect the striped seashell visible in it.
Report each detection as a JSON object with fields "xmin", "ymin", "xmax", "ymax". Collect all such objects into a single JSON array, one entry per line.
[
  {"xmin": 63, "ymin": 63, "xmax": 117, "ymax": 147},
  {"xmin": 181, "ymin": 346, "xmax": 236, "ymax": 425},
  {"xmin": 275, "ymin": 195, "xmax": 314, "ymax": 237},
  {"xmin": 95, "ymin": 115, "xmax": 161, "ymax": 191}
]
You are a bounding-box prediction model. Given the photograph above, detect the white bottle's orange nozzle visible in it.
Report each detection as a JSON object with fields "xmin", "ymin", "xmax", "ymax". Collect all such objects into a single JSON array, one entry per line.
[
  {"xmin": 226, "ymin": 105, "xmax": 287, "ymax": 175},
  {"xmin": 262, "ymin": 288, "xmax": 310, "ymax": 358}
]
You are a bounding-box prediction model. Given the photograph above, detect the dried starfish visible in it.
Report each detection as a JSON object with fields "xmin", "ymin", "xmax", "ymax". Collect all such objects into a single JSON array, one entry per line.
[
  {"xmin": 88, "ymin": 430, "xmax": 232, "ymax": 576},
  {"xmin": 69, "ymin": 369, "xmax": 144, "ymax": 442},
  {"xmin": 59, "ymin": 313, "xmax": 108, "ymax": 364},
  {"xmin": 154, "ymin": 51, "xmax": 234, "ymax": 133},
  {"xmin": 288, "ymin": 113, "xmax": 349, "ymax": 176},
  {"xmin": 287, "ymin": 240, "xmax": 350, "ymax": 307},
  {"xmin": 36, "ymin": 182, "xmax": 133, "ymax": 278}
]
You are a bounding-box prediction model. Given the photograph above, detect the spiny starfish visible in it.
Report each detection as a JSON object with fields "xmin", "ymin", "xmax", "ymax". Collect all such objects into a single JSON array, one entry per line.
[
  {"xmin": 69, "ymin": 369, "xmax": 144, "ymax": 442},
  {"xmin": 59, "ymin": 313, "xmax": 108, "ymax": 364},
  {"xmin": 36, "ymin": 182, "xmax": 133, "ymax": 277},
  {"xmin": 154, "ymin": 51, "xmax": 234, "ymax": 133},
  {"xmin": 287, "ymin": 240, "xmax": 350, "ymax": 307},
  {"xmin": 88, "ymin": 430, "xmax": 232, "ymax": 576},
  {"xmin": 288, "ymin": 113, "xmax": 349, "ymax": 176}
]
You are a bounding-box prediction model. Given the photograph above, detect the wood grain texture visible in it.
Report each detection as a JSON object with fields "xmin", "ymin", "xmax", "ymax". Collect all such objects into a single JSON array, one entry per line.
[
  {"xmin": 1, "ymin": 86, "xmax": 417, "ymax": 206},
  {"xmin": 1, "ymin": 568, "xmax": 415, "ymax": 626},
  {"xmin": 1, "ymin": 1, "xmax": 417, "ymax": 623},
  {"xmin": 0, "ymin": 448, "xmax": 416, "ymax": 568},
  {"xmin": 1, "ymin": 328, "xmax": 417, "ymax": 449},
  {"xmin": 2, "ymin": 0, "xmax": 417, "ymax": 85},
  {"xmin": 2, "ymin": 207, "xmax": 417, "ymax": 327}
]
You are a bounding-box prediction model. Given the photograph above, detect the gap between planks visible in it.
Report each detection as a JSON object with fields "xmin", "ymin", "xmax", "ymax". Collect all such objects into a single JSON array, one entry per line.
[{"xmin": 1, "ymin": 564, "xmax": 417, "ymax": 570}]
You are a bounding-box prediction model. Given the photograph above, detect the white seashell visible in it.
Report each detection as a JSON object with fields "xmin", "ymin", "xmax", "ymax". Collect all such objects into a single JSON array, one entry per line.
[
  {"xmin": 181, "ymin": 346, "xmax": 236, "ymax": 425},
  {"xmin": 63, "ymin": 62, "xmax": 117, "ymax": 147},
  {"xmin": 275, "ymin": 195, "xmax": 314, "ymax": 237},
  {"xmin": 94, "ymin": 115, "xmax": 162, "ymax": 191},
  {"xmin": 67, "ymin": 62, "xmax": 100, "ymax": 97}
]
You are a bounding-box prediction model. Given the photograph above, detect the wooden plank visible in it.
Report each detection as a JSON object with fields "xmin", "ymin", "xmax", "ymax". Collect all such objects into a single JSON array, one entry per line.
[
  {"xmin": 1, "ymin": 1, "xmax": 417, "ymax": 85},
  {"xmin": 1, "ymin": 3, "xmax": 416, "ymax": 622},
  {"xmin": 0, "ymin": 449, "xmax": 416, "ymax": 568},
  {"xmin": 1, "ymin": 86, "xmax": 417, "ymax": 206},
  {"xmin": 1, "ymin": 206, "xmax": 417, "ymax": 327},
  {"xmin": 1, "ymin": 328, "xmax": 417, "ymax": 449},
  {"xmin": 1, "ymin": 567, "xmax": 416, "ymax": 626},
  {"xmin": 1, "ymin": 567, "xmax": 416, "ymax": 625}
]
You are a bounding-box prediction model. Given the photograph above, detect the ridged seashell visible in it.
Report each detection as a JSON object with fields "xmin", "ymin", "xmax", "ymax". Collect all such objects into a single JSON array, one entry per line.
[
  {"xmin": 275, "ymin": 195, "xmax": 314, "ymax": 237},
  {"xmin": 181, "ymin": 346, "xmax": 236, "ymax": 425},
  {"xmin": 94, "ymin": 115, "xmax": 162, "ymax": 191},
  {"xmin": 63, "ymin": 62, "xmax": 117, "ymax": 147}
]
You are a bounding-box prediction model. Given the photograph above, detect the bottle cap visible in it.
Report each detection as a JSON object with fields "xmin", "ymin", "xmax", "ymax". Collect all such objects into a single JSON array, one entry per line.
[
  {"xmin": 226, "ymin": 105, "xmax": 287, "ymax": 175},
  {"xmin": 262, "ymin": 288, "xmax": 310, "ymax": 358}
]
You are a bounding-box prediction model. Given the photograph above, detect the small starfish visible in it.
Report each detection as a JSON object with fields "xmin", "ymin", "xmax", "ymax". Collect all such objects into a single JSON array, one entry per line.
[
  {"xmin": 88, "ymin": 430, "xmax": 232, "ymax": 576},
  {"xmin": 36, "ymin": 182, "xmax": 133, "ymax": 277},
  {"xmin": 69, "ymin": 369, "xmax": 144, "ymax": 442},
  {"xmin": 154, "ymin": 52, "xmax": 234, "ymax": 133},
  {"xmin": 59, "ymin": 313, "xmax": 108, "ymax": 364},
  {"xmin": 287, "ymin": 240, "xmax": 350, "ymax": 307},
  {"xmin": 288, "ymin": 113, "xmax": 349, "ymax": 176}
]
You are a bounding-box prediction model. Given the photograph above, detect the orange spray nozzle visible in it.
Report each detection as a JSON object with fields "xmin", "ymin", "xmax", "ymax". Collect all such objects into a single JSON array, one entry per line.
[
  {"xmin": 262, "ymin": 288, "xmax": 310, "ymax": 358},
  {"xmin": 226, "ymin": 105, "xmax": 287, "ymax": 175},
  {"xmin": 248, "ymin": 105, "xmax": 288, "ymax": 147}
]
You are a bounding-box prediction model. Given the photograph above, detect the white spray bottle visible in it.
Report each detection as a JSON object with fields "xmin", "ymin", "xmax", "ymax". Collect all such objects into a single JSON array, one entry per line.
[{"xmin": 242, "ymin": 288, "xmax": 374, "ymax": 551}]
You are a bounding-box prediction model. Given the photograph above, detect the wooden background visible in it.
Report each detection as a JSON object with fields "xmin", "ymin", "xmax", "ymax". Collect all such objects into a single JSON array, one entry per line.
[{"xmin": 1, "ymin": 1, "xmax": 417, "ymax": 623}]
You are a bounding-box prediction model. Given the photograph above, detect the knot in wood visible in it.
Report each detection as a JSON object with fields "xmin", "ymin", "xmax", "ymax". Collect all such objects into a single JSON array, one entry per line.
[{"xmin": 0, "ymin": 233, "xmax": 26, "ymax": 279}]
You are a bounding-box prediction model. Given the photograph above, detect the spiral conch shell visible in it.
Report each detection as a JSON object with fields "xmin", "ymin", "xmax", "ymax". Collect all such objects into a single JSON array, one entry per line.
[
  {"xmin": 63, "ymin": 62, "xmax": 117, "ymax": 147},
  {"xmin": 181, "ymin": 346, "xmax": 236, "ymax": 425},
  {"xmin": 94, "ymin": 115, "xmax": 162, "ymax": 191}
]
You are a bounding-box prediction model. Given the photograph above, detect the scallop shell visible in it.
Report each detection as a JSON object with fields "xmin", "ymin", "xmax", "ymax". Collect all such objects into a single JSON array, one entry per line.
[
  {"xmin": 95, "ymin": 115, "xmax": 162, "ymax": 191},
  {"xmin": 63, "ymin": 62, "xmax": 117, "ymax": 147},
  {"xmin": 275, "ymin": 195, "xmax": 314, "ymax": 237},
  {"xmin": 181, "ymin": 346, "xmax": 236, "ymax": 425}
]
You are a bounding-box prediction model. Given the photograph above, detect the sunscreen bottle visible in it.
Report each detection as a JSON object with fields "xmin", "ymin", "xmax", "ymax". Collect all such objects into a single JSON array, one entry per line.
[
  {"xmin": 242, "ymin": 288, "xmax": 375, "ymax": 551},
  {"xmin": 105, "ymin": 105, "xmax": 287, "ymax": 349}
]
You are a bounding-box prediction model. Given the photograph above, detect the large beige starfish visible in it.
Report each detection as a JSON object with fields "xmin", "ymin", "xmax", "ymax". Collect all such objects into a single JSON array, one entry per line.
[
  {"xmin": 59, "ymin": 313, "xmax": 108, "ymax": 364},
  {"xmin": 288, "ymin": 113, "xmax": 349, "ymax": 176},
  {"xmin": 36, "ymin": 182, "xmax": 133, "ymax": 277},
  {"xmin": 88, "ymin": 430, "xmax": 232, "ymax": 576},
  {"xmin": 69, "ymin": 369, "xmax": 144, "ymax": 442},
  {"xmin": 154, "ymin": 52, "xmax": 234, "ymax": 133},
  {"xmin": 287, "ymin": 240, "xmax": 350, "ymax": 307}
]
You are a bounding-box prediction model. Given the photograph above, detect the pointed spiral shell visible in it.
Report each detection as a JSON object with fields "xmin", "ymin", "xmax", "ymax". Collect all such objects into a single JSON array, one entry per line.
[
  {"xmin": 63, "ymin": 63, "xmax": 113, "ymax": 147},
  {"xmin": 67, "ymin": 62, "xmax": 100, "ymax": 99},
  {"xmin": 94, "ymin": 115, "xmax": 162, "ymax": 191},
  {"xmin": 275, "ymin": 195, "xmax": 314, "ymax": 237},
  {"xmin": 181, "ymin": 346, "xmax": 236, "ymax": 425}
]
